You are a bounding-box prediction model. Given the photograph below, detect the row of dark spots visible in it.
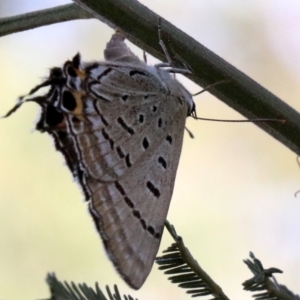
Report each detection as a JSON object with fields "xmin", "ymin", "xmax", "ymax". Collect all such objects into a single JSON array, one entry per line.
[
  {"xmin": 113, "ymin": 181, "xmax": 160, "ymax": 239},
  {"xmin": 117, "ymin": 117, "xmax": 135, "ymax": 135},
  {"xmin": 133, "ymin": 210, "xmax": 160, "ymax": 239},
  {"xmin": 141, "ymin": 137, "xmax": 166, "ymax": 168},
  {"xmin": 101, "ymin": 128, "xmax": 114, "ymax": 150}
]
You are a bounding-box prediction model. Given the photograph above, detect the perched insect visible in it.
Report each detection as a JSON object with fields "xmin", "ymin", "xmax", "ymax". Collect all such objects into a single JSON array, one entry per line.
[{"xmin": 5, "ymin": 31, "xmax": 194, "ymax": 289}]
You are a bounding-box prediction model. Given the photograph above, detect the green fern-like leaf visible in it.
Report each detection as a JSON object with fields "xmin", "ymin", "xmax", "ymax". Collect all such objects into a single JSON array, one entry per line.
[
  {"xmin": 46, "ymin": 273, "xmax": 138, "ymax": 300},
  {"xmin": 243, "ymin": 252, "xmax": 300, "ymax": 300},
  {"xmin": 156, "ymin": 220, "xmax": 230, "ymax": 299}
]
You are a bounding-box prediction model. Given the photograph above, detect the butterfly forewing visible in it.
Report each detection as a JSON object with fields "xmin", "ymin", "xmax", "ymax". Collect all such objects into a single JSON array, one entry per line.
[{"xmin": 81, "ymin": 92, "xmax": 188, "ymax": 288}]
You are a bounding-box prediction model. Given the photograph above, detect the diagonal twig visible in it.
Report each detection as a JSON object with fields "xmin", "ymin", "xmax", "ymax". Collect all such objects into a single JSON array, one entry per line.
[
  {"xmin": 1, "ymin": 0, "xmax": 300, "ymax": 155},
  {"xmin": 0, "ymin": 3, "xmax": 92, "ymax": 38},
  {"xmin": 73, "ymin": 0, "xmax": 300, "ymax": 156}
]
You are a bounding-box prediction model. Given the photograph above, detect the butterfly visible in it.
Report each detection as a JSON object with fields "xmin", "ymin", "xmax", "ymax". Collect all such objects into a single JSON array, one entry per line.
[{"xmin": 5, "ymin": 31, "xmax": 195, "ymax": 289}]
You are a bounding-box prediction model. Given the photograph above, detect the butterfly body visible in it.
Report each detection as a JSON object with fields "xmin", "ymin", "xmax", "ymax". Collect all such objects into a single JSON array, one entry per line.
[{"xmin": 9, "ymin": 32, "xmax": 194, "ymax": 289}]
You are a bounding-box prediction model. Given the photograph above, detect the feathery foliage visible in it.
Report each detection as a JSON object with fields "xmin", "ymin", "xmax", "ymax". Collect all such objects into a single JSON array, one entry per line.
[
  {"xmin": 156, "ymin": 221, "xmax": 230, "ymax": 299},
  {"xmin": 243, "ymin": 252, "xmax": 300, "ymax": 300},
  {"xmin": 46, "ymin": 273, "xmax": 138, "ymax": 300}
]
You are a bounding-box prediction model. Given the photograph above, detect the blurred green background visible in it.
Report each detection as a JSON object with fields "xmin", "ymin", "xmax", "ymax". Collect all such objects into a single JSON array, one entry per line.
[{"xmin": 1, "ymin": 1, "xmax": 300, "ymax": 299}]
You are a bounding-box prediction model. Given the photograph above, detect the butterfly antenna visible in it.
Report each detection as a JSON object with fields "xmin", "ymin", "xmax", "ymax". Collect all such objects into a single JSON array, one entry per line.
[
  {"xmin": 193, "ymin": 79, "xmax": 230, "ymax": 96},
  {"xmin": 193, "ymin": 80, "xmax": 285, "ymax": 123},
  {"xmin": 158, "ymin": 17, "xmax": 172, "ymax": 65},
  {"xmin": 143, "ymin": 50, "xmax": 147, "ymax": 63},
  {"xmin": 3, "ymin": 67, "xmax": 65, "ymax": 119},
  {"xmin": 2, "ymin": 80, "xmax": 51, "ymax": 118},
  {"xmin": 194, "ymin": 116, "xmax": 285, "ymax": 123}
]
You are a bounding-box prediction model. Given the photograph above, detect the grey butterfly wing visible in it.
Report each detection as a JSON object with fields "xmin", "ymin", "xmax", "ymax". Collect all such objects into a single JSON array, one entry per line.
[
  {"xmin": 65, "ymin": 65, "xmax": 189, "ymax": 289},
  {"xmin": 61, "ymin": 34, "xmax": 192, "ymax": 289},
  {"xmin": 87, "ymin": 96, "xmax": 188, "ymax": 288}
]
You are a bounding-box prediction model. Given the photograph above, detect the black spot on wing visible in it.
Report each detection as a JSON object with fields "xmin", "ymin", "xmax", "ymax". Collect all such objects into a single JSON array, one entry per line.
[
  {"xmin": 140, "ymin": 219, "xmax": 147, "ymax": 230},
  {"xmin": 158, "ymin": 157, "xmax": 167, "ymax": 169},
  {"xmin": 158, "ymin": 118, "xmax": 162, "ymax": 128},
  {"xmin": 116, "ymin": 146, "xmax": 125, "ymax": 159},
  {"xmin": 124, "ymin": 196, "xmax": 134, "ymax": 208},
  {"xmin": 115, "ymin": 181, "xmax": 126, "ymax": 196},
  {"xmin": 146, "ymin": 181, "xmax": 160, "ymax": 198},
  {"xmin": 125, "ymin": 154, "xmax": 132, "ymax": 168},
  {"xmin": 138, "ymin": 114, "xmax": 144, "ymax": 123},
  {"xmin": 133, "ymin": 210, "xmax": 141, "ymax": 219},
  {"xmin": 142, "ymin": 137, "xmax": 149, "ymax": 149},
  {"xmin": 166, "ymin": 135, "xmax": 173, "ymax": 144},
  {"xmin": 121, "ymin": 94, "xmax": 129, "ymax": 102},
  {"xmin": 147, "ymin": 226, "xmax": 155, "ymax": 235}
]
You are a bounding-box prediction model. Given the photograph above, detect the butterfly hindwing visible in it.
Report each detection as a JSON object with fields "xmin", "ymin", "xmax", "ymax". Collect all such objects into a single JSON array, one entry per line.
[{"xmin": 11, "ymin": 31, "xmax": 194, "ymax": 289}]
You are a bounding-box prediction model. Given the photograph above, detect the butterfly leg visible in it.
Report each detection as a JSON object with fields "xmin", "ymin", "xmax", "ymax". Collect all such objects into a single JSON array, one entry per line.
[
  {"xmin": 156, "ymin": 17, "xmax": 192, "ymax": 75},
  {"xmin": 158, "ymin": 17, "xmax": 173, "ymax": 65}
]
